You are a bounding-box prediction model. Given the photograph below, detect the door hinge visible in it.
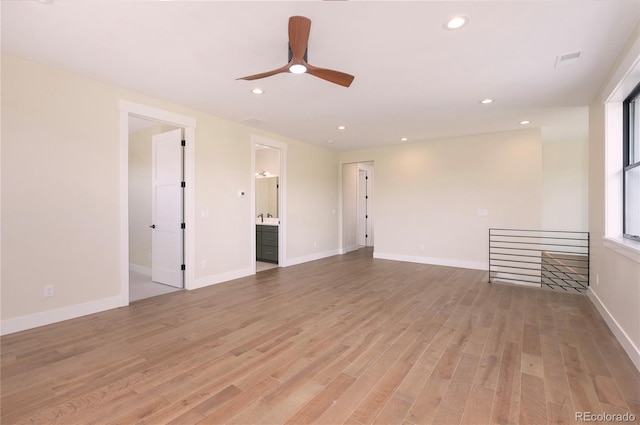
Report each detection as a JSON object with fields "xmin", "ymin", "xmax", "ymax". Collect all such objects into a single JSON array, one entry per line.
[
  {"xmin": 181, "ymin": 223, "xmax": 186, "ymax": 229},
  {"xmin": 365, "ymin": 195, "xmax": 368, "ymax": 199},
  {"xmin": 181, "ymin": 264, "xmax": 186, "ymax": 271},
  {"xmin": 366, "ymin": 234, "xmax": 369, "ymax": 238},
  {"xmin": 181, "ymin": 140, "xmax": 186, "ymax": 147},
  {"xmin": 365, "ymin": 215, "xmax": 368, "ymax": 219},
  {"xmin": 181, "ymin": 181, "xmax": 186, "ymax": 188},
  {"xmin": 366, "ymin": 175, "xmax": 368, "ymax": 180}
]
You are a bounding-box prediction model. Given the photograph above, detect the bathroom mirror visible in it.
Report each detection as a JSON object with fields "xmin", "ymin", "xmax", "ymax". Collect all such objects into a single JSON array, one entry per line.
[{"xmin": 256, "ymin": 176, "xmax": 278, "ymax": 218}]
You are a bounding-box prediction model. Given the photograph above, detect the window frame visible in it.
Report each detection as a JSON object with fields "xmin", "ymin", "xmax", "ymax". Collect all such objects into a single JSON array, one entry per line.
[{"xmin": 622, "ymin": 81, "xmax": 640, "ymax": 242}]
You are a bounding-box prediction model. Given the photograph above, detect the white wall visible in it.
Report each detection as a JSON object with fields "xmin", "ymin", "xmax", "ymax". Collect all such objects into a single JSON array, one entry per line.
[
  {"xmin": 588, "ymin": 23, "xmax": 640, "ymax": 370},
  {"xmin": 541, "ymin": 108, "xmax": 589, "ymax": 231},
  {"xmin": 1, "ymin": 54, "xmax": 340, "ymax": 332}
]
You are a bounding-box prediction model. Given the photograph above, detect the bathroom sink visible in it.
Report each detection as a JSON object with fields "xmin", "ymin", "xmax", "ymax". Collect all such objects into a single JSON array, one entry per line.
[{"xmin": 258, "ymin": 217, "xmax": 279, "ymax": 225}]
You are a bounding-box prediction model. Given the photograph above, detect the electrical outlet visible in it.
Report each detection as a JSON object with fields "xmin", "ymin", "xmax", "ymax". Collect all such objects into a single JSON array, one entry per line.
[
  {"xmin": 201, "ymin": 260, "xmax": 207, "ymax": 269},
  {"xmin": 43, "ymin": 285, "xmax": 54, "ymax": 298}
]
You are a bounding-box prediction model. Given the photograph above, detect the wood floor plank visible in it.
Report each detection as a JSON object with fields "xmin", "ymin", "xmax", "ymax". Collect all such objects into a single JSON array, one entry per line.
[
  {"xmin": 283, "ymin": 373, "xmax": 355, "ymax": 425},
  {"xmin": 372, "ymin": 396, "xmax": 412, "ymax": 425},
  {"xmin": 559, "ymin": 342, "xmax": 604, "ymax": 414},
  {"xmin": 2, "ymin": 248, "xmax": 638, "ymax": 425},
  {"xmin": 520, "ymin": 373, "xmax": 548, "ymax": 425},
  {"xmin": 490, "ymin": 340, "xmax": 521, "ymax": 424},
  {"xmin": 405, "ymin": 376, "xmax": 450, "ymax": 425},
  {"xmin": 431, "ymin": 381, "xmax": 473, "ymax": 425},
  {"xmin": 460, "ymin": 384, "xmax": 495, "ymax": 425},
  {"xmin": 193, "ymin": 378, "xmax": 279, "ymax": 425}
]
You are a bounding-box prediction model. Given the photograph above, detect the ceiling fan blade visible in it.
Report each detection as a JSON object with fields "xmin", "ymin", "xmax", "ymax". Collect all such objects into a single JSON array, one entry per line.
[
  {"xmin": 289, "ymin": 16, "xmax": 311, "ymax": 61},
  {"xmin": 306, "ymin": 64, "xmax": 355, "ymax": 87},
  {"xmin": 237, "ymin": 15, "xmax": 355, "ymax": 88},
  {"xmin": 236, "ymin": 64, "xmax": 290, "ymax": 81}
]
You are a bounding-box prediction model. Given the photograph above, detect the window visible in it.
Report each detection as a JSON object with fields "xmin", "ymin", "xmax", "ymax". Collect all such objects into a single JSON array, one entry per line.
[{"xmin": 623, "ymin": 82, "xmax": 640, "ymax": 241}]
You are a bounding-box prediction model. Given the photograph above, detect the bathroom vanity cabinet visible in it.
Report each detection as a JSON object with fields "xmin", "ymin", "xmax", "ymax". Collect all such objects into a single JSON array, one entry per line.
[{"xmin": 256, "ymin": 225, "xmax": 278, "ymax": 263}]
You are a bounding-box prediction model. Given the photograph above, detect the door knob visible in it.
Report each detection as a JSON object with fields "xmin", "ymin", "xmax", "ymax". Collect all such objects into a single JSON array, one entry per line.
[{"xmin": 150, "ymin": 224, "xmax": 156, "ymax": 229}]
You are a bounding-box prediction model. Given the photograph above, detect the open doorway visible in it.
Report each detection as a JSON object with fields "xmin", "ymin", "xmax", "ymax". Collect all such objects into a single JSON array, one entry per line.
[
  {"xmin": 119, "ymin": 100, "xmax": 196, "ymax": 307},
  {"xmin": 342, "ymin": 161, "xmax": 374, "ymax": 253},
  {"xmin": 128, "ymin": 117, "xmax": 183, "ymax": 301},
  {"xmin": 252, "ymin": 135, "xmax": 287, "ymax": 272}
]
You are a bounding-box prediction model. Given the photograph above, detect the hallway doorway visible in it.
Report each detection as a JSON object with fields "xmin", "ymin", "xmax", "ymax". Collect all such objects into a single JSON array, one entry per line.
[
  {"xmin": 119, "ymin": 100, "xmax": 196, "ymax": 306},
  {"xmin": 128, "ymin": 117, "xmax": 184, "ymax": 300},
  {"xmin": 342, "ymin": 161, "xmax": 374, "ymax": 253}
]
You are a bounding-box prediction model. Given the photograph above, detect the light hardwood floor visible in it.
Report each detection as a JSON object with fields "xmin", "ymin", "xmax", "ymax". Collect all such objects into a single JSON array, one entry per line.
[{"xmin": 2, "ymin": 248, "xmax": 639, "ymax": 424}]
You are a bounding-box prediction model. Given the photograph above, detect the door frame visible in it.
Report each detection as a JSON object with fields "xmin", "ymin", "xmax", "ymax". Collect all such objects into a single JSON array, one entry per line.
[
  {"xmin": 251, "ymin": 135, "xmax": 287, "ymax": 271},
  {"xmin": 357, "ymin": 162, "xmax": 374, "ymax": 247},
  {"xmin": 119, "ymin": 100, "xmax": 196, "ymax": 306},
  {"xmin": 340, "ymin": 161, "xmax": 374, "ymax": 253}
]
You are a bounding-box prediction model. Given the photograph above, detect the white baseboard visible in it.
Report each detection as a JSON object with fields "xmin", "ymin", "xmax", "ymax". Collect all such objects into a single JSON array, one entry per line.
[
  {"xmin": 340, "ymin": 245, "xmax": 359, "ymax": 255},
  {"xmin": 129, "ymin": 264, "xmax": 151, "ymax": 275},
  {"xmin": 588, "ymin": 289, "xmax": 640, "ymax": 372},
  {"xmin": 283, "ymin": 249, "xmax": 341, "ymax": 267},
  {"xmin": 373, "ymin": 251, "xmax": 488, "ymax": 271},
  {"xmin": 191, "ymin": 266, "xmax": 254, "ymax": 290},
  {"xmin": 191, "ymin": 249, "xmax": 340, "ymax": 290},
  {"xmin": 0, "ymin": 295, "xmax": 123, "ymax": 336}
]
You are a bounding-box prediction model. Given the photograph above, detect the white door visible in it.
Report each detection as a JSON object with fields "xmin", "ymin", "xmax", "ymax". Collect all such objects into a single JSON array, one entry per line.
[
  {"xmin": 151, "ymin": 129, "xmax": 184, "ymax": 288},
  {"xmin": 357, "ymin": 169, "xmax": 368, "ymax": 246}
]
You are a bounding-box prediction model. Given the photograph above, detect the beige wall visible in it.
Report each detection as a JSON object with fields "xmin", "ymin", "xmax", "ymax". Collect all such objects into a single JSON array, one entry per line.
[
  {"xmin": 341, "ymin": 163, "xmax": 358, "ymax": 252},
  {"xmin": 287, "ymin": 141, "xmax": 340, "ymax": 258},
  {"xmin": 340, "ymin": 128, "xmax": 545, "ymax": 268},
  {"xmin": 588, "ymin": 23, "xmax": 640, "ymax": 369},
  {"xmin": 1, "ymin": 54, "xmax": 340, "ymax": 326},
  {"xmin": 2, "ymin": 55, "xmax": 123, "ymax": 320}
]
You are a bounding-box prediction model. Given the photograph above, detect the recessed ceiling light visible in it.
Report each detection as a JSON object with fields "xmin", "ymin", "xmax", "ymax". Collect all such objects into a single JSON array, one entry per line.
[
  {"xmin": 400, "ymin": 137, "xmax": 408, "ymax": 142},
  {"xmin": 326, "ymin": 140, "xmax": 334, "ymax": 144},
  {"xmin": 480, "ymin": 98, "xmax": 494, "ymax": 104},
  {"xmin": 337, "ymin": 125, "xmax": 347, "ymax": 130},
  {"xmin": 445, "ymin": 16, "xmax": 468, "ymax": 30},
  {"xmin": 251, "ymin": 88, "xmax": 264, "ymax": 95},
  {"xmin": 520, "ymin": 120, "xmax": 531, "ymax": 125}
]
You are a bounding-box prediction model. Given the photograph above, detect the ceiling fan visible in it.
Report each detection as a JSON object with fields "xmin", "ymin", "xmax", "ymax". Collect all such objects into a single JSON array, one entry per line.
[{"xmin": 237, "ymin": 16, "xmax": 354, "ymax": 88}]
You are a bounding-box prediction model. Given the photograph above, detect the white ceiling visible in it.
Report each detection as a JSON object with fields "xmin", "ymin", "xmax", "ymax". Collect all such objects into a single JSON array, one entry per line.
[{"xmin": 2, "ymin": 1, "xmax": 639, "ymax": 151}]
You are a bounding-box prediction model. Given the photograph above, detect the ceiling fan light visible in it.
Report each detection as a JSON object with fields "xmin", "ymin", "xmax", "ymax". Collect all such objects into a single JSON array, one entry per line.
[{"xmin": 289, "ymin": 64, "xmax": 307, "ymax": 74}]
